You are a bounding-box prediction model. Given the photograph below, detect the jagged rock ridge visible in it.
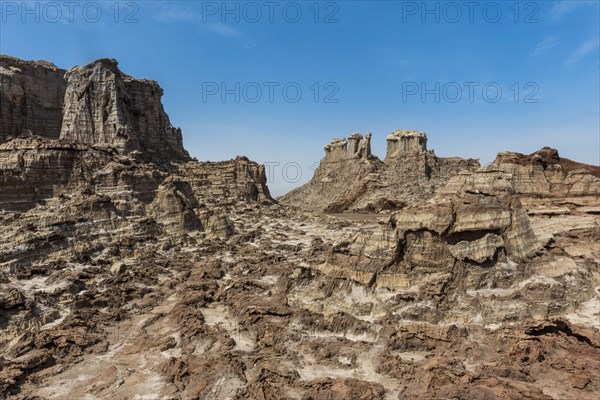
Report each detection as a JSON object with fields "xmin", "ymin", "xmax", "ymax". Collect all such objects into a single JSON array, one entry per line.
[
  {"xmin": 280, "ymin": 130, "xmax": 480, "ymax": 212},
  {"xmin": 443, "ymin": 146, "xmax": 600, "ymax": 198}
]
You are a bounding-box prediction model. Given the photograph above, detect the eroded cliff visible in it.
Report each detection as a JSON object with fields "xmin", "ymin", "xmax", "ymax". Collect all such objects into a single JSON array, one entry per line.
[
  {"xmin": 0, "ymin": 56, "xmax": 188, "ymax": 162},
  {"xmin": 280, "ymin": 130, "xmax": 480, "ymax": 212},
  {"xmin": 1, "ymin": 56, "xmax": 599, "ymax": 400}
]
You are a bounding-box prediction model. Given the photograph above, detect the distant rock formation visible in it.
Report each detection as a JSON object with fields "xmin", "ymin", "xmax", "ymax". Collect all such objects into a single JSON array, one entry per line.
[
  {"xmin": 280, "ymin": 130, "xmax": 480, "ymax": 213},
  {"xmin": 324, "ymin": 132, "xmax": 374, "ymax": 161},
  {"xmin": 385, "ymin": 129, "xmax": 427, "ymax": 157},
  {"xmin": 0, "ymin": 56, "xmax": 273, "ymax": 241},
  {"xmin": 314, "ymin": 143, "xmax": 600, "ymax": 292},
  {"xmin": 0, "ymin": 56, "xmax": 189, "ymax": 162},
  {"xmin": 442, "ymin": 147, "xmax": 600, "ymax": 198}
]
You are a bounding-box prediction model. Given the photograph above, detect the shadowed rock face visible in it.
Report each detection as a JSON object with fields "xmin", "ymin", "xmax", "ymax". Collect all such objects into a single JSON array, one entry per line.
[
  {"xmin": 0, "ymin": 56, "xmax": 189, "ymax": 162},
  {"xmin": 0, "ymin": 56, "xmax": 66, "ymax": 141}
]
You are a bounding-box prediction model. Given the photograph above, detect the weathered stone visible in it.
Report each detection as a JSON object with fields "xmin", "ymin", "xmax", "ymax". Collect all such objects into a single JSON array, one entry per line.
[
  {"xmin": 443, "ymin": 147, "xmax": 600, "ymax": 198},
  {"xmin": 60, "ymin": 59, "xmax": 189, "ymax": 162},
  {"xmin": 149, "ymin": 178, "xmax": 202, "ymax": 232},
  {"xmin": 323, "ymin": 133, "xmax": 373, "ymax": 162},
  {"xmin": 451, "ymin": 203, "xmax": 511, "ymax": 233},
  {"xmin": 110, "ymin": 262, "xmax": 127, "ymax": 275},
  {"xmin": 1, "ymin": 56, "xmax": 600, "ymax": 400},
  {"xmin": 0, "ymin": 287, "xmax": 25, "ymax": 309},
  {"xmin": 178, "ymin": 156, "xmax": 272, "ymax": 206},
  {"xmin": 0, "ymin": 56, "xmax": 66, "ymax": 141},
  {"xmin": 449, "ymin": 233, "xmax": 504, "ymax": 263},
  {"xmin": 0, "ymin": 56, "xmax": 189, "ymax": 162},
  {"xmin": 281, "ymin": 130, "xmax": 479, "ymax": 213},
  {"xmin": 385, "ymin": 129, "xmax": 427, "ymax": 158},
  {"xmin": 392, "ymin": 202, "xmax": 454, "ymax": 235}
]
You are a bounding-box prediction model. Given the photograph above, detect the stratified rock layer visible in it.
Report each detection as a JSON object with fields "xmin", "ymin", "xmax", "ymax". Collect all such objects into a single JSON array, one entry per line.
[
  {"xmin": 60, "ymin": 59, "xmax": 188, "ymax": 161},
  {"xmin": 0, "ymin": 56, "xmax": 189, "ymax": 162},
  {"xmin": 280, "ymin": 130, "xmax": 480, "ymax": 212},
  {"xmin": 0, "ymin": 56, "xmax": 66, "ymax": 141},
  {"xmin": 443, "ymin": 147, "xmax": 600, "ymax": 198},
  {"xmin": 1, "ymin": 56, "xmax": 599, "ymax": 400}
]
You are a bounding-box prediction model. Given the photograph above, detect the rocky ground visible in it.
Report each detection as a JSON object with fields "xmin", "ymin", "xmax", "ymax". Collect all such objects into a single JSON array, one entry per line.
[
  {"xmin": 1, "ymin": 198, "xmax": 599, "ymax": 399},
  {"xmin": 1, "ymin": 56, "xmax": 599, "ymax": 399}
]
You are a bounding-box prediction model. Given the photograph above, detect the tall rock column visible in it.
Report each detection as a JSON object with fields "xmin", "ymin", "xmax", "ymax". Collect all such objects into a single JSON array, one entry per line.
[
  {"xmin": 59, "ymin": 59, "xmax": 189, "ymax": 162},
  {"xmin": 385, "ymin": 130, "xmax": 427, "ymax": 159},
  {"xmin": 323, "ymin": 133, "xmax": 373, "ymax": 162}
]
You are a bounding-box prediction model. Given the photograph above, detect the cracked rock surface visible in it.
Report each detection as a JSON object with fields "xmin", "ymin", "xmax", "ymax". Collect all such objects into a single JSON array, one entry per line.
[{"xmin": 1, "ymin": 57, "xmax": 599, "ymax": 400}]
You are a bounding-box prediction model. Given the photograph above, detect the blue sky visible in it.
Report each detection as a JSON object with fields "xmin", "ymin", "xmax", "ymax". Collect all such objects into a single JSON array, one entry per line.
[{"xmin": 1, "ymin": 0, "xmax": 599, "ymax": 195}]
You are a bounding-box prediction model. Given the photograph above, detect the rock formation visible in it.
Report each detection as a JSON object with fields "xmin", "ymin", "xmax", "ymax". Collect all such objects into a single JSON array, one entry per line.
[
  {"xmin": 280, "ymin": 130, "xmax": 480, "ymax": 212},
  {"xmin": 385, "ymin": 129, "xmax": 427, "ymax": 157},
  {"xmin": 1, "ymin": 56, "xmax": 599, "ymax": 400},
  {"xmin": 0, "ymin": 57, "xmax": 273, "ymax": 270},
  {"xmin": 60, "ymin": 58, "xmax": 188, "ymax": 162},
  {"xmin": 443, "ymin": 146, "xmax": 600, "ymax": 198},
  {"xmin": 0, "ymin": 55, "xmax": 188, "ymax": 162},
  {"xmin": 0, "ymin": 56, "xmax": 66, "ymax": 141},
  {"xmin": 323, "ymin": 176, "xmax": 544, "ymax": 290},
  {"xmin": 324, "ymin": 132, "xmax": 374, "ymax": 161}
]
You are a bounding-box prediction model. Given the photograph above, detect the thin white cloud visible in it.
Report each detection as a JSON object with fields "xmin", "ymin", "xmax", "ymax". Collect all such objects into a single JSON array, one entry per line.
[
  {"xmin": 149, "ymin": 2, "xmax": 249, "ymax": 42},
  {"xmin": 551, "ymin": 0, "xmax": 597, "ymax": 20},
  {"xmin": 565, "ymin": 37, "xmax": 600, "ymax": 64},
  {"xmin": 531, "ymin": 37, "xmax": 558, "ymax": 56},
  {"xmin": 204, "ymin": 23, "xmax": 243, "ymax": 38}
]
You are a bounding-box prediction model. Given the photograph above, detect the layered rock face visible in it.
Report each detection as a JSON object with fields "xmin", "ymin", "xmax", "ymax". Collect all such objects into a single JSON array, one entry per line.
[
  {"xmin": 280, "ymin": 130, "xmax": 479, "ymax": 212},
  {"xmin": 443, "ymin": 147, "xmax": 600, "ymax": 198},
  {"xmin": 324, "ymin": 132, "xmax": 374, "ymax": 161},
  {"xmin": 2, "ymin": 55, "xmax": 600, "ymax": 400},
  {"xmin": 179, "ymin": 156, "xmax": 272, "ymax": 206},
  {"xmin": 0, "ymin": 56, "xmax": 66, "ymax": 141},
  {"xmin": 323, "ymin": 184, "xmax": 543, "ymax": 290},
  {"xmin": 0, "ymin": 57, "xmax": 274, "ymax": 266},
  {"xmin": 60, "ymin": 59, "xmax": 188, "ymax": 162},
  {"xmin": 385, "ymin": 129, "xmax": 427, "ymax": 157},
  {"xmin": 0, "ymin": 56, "xmax": 188, "ymax": 162},
  {"xmin": 281, "ymin": 133, "xmax": 384, "ymax": 213},
  {"xmin": 313, "ymin": 151, "xmax": 599, "ymax": 363}
]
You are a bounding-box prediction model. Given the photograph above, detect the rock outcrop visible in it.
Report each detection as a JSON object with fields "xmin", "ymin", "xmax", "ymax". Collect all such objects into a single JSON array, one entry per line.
[
  {"xmin": 385, "ymin": 129, "xmax": 427, "ymax": 157},
  {"xmin": 0, "ymin": 56, "xmax": 189, "ymax": 162},
  {"xmin": 323, "ymin": 187, "xmax": 543, "ymax": 290},
  {"xmin": 179, "ymin": 156, "xmax": 272, "ymax": 206},
  {"xmin": 443, "ymin": 147, "xmax": 600, "ymax": 198},
  {"xmin": 280, "ymin": 130, "xmax": 479, "ymax": 212},
  {"xmin": 324, "ymin": 132, "xmax": 374, "ymax": 161},
  {"xmin": 60, "ymin": 59, "xmax": 188, "ymax": 162},
  {"xmin": 0, "ymin": 57, "xmax": 274, "ymax": 250},
  {"xmin": 1, "ymin": 55, "xmax": 599, "ymax": 400},
  {"xmin": 0, "ymin": 56, "xmax": 66, "ymax": 141}
]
